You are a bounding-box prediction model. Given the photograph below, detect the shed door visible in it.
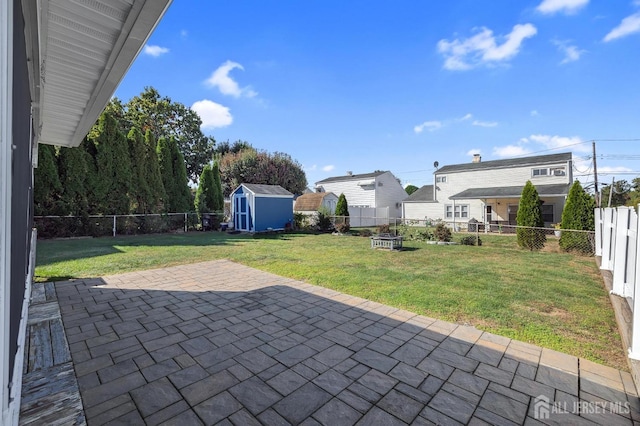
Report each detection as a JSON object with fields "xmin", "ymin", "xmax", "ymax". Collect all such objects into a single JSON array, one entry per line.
[{"xmin": 234, "ymin": 194, "xmax": 249, "ymax": 231}]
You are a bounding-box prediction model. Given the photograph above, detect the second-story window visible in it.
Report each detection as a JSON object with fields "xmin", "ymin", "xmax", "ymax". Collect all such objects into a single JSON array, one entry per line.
[
  {"xmin": 532, "ymin": 166, "xmax": 566, "ymax": 177},
  {"xmin": 436, "ymin": 176, "xmax": 447, "ymax": 183}
]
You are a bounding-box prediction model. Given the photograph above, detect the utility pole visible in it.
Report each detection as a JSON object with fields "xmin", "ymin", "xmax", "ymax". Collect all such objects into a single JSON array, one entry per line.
[{"xmin": 592, "ymin": 140, "xmax": 600, "ymax": 207}]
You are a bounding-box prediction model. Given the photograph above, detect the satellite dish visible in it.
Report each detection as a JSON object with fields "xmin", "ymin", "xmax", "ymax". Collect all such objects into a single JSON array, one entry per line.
[{"xmin": 433, "ymin": 161, "xmax": 439, "ymax": 169}]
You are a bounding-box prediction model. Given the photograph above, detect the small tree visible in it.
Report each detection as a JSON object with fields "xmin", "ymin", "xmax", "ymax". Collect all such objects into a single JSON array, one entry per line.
[
  {"xmin": 195, "ymin": 164, "xmax": 215, "ymax": 221},
  {"xmin": 516, "ymin": 181, "xmax": 546, "ymax": 250},
  {"xmin": 560, "ymin": 181, "xmax": 595, "ymax": 253},
  {"xmin": 211, "ymin": 160, "xmax": 224, "ymax": 213},
  {"xmin": 336, "ymin": 193, "xmax": 349, "ymax": 223}
]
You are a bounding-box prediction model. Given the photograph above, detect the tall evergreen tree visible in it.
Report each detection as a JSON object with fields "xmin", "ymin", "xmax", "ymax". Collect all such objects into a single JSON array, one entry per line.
[
  {"xmin": 34, "ymin": 144, "xmax": 62, "ymax": 215},
  {"xmin": 560, "ymin": 181, "xmax": 595, "ymax": 253},
  {"xmin": 128, "ymin": 127, "xmax": 151, "ymax": 213},
  {"xmin": 86, "ymin": 112, "xmax": 132, "ymax": 214},
  {"xmin": 157, "ymin": 136, "xmax": 176, "ymax": 211},
  {"xmin": 57, "ymin": 146, "xmax": 89, "ymax": 216},
  {"xmin": 157, "ymin": 136, "xmax": 192, "ymax": 212},
  {"xmin": 144, "ymin": 130, "xmax": 166, "ymax": 212},
  {"xmin": 171, "ymin": 137, "xmax": 193, "ymax": 212},
  {"xmin": 516, "ymin": 181, "xmax": 545, "ymax": 250},
  {"xmin": 195, "ymin": 164, "xmax": 215, "ymax": 220},
  {"xmin": 211, "ymin": 160, "xmax": 224, "ymax": 213}
]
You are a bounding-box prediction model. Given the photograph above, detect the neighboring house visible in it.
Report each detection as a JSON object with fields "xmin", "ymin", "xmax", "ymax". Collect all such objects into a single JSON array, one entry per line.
[
  {"xmin": 231, "ymin": 184, "xmax": 294, "ymax": 232},
  {"xmin": 1, "ymin": 1, "xmax": 172, "ymax": 423},
  {"xmin": 402, "ymin": 153, "xmax": 573, "ymax": 227},
  {"xmin": 315, "ymin": 171, "xmax": 408, "ymax": 218},
  {"xmin": 294, "ymin": 192, "xmax": 339, "ymax": 215}
]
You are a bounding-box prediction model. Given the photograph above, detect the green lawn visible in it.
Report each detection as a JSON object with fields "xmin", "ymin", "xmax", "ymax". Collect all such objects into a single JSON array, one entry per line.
[{"xmin": 35, "ymin": 231, "xmax": 626, "ymax": 370}]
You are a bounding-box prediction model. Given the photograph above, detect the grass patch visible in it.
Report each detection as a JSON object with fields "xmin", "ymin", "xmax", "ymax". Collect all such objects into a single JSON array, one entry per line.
[{"xmin": 35, "ymin": 231, "xmax": 626, "ymax": 370}]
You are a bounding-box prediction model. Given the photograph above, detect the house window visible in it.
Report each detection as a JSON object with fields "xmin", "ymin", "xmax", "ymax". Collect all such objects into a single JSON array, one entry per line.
[
  {"xmin": 436, "ymin": 176, "xmax": 447, "ymax": 183},
  {"xmin": 550, "ymin": 166, "xmax": 566, "ymax": 176},
  {"xmin": 532, "ymin": 168, "xmax": 548, "ymax": 177},
  {"xmin": 541, "ymin": 204, "xmax": 554, "ymax": 223},
  {"xmin": 445, "ymin": 204, "xmax": 469, "ymax": 219}
]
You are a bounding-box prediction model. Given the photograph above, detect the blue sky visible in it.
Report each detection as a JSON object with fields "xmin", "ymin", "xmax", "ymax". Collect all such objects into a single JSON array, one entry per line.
[{"xmin": 115, "ymin": 0, "xmax": 640, "ymax": 191}]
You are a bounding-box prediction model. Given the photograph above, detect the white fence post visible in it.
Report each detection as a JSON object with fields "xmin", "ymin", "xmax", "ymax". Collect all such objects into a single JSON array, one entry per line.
[
  {"xmin": 629, "ymin": 205, "xmax": 640, "ymax": 359},
  {"xmin": 112, "ymin": 215, "xmax": 116, "ymax": 237},
  {"xmin": 600, "ymin": 208, "xmax": 617, "ymax": 271},
  {"xmin": 612, "ymin": 207, "xmax": 636, "ymax": 297},
  {"xmin": 595, "ymin": 208, "xmax": 603, "ymax": 256}
]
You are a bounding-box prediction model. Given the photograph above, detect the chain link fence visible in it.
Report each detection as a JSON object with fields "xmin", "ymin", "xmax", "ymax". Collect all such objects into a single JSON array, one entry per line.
[
  {"xmin": 358, "ymin": 218, "xmax": 596, "ymax": 254},
  {"xmin": 34, "ymin": 212, "xmax": 226, "ymax": 239}
]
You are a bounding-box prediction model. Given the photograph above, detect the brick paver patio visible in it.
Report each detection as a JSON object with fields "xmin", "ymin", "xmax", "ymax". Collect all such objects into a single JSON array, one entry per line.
[{"xmin": 25, "ymin": 260, "xmax": 640, "ymax": 425}]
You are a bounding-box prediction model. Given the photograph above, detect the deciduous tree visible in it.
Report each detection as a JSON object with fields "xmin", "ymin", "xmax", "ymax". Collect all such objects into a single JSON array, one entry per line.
[
  {"xmin": 218, "ymin": 148, "xmax": 307, "ymax": 197},
  {"xmin": 124, "ymin": 87, "xmax": 214, "ymax": 182}
]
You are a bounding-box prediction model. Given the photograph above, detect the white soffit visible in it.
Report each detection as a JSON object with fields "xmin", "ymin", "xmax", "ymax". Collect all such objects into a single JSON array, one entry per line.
[{"xmin": 24, "ymin": 0, "xmax": 172, "ymax": 148}]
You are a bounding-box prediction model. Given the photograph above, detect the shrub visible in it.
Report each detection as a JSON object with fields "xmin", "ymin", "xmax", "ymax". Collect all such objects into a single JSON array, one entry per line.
[
  {"xmin": 335, "ymin": 222, "xmax": 350, "ymax": 234},
  {"xmin": 315, "ymin": 207, "xmax": 333, "ymax": 232},
  {"xmin": 460, "ymin": 235, "xmax": 482, "ymax": 246},
  {"xmin": 516, "ymin": 181, "xmax": 546, "ymax": 250},
  {"xmin": 293, "ymin": 212, "xmax": 306, "ymax": 230},
  {"xmin": 377, "ymin": 224, "xmax": 390, "ymax": 234},
  {"xmin": 434, "ymin": 223, "xmax": 452, "ymax": 242}
]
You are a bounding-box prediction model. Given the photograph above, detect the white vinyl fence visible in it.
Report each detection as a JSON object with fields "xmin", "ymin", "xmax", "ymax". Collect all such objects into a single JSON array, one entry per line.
[{"xmin": 596, "ymin": 206, "xmax": 640, "ymax": 358}]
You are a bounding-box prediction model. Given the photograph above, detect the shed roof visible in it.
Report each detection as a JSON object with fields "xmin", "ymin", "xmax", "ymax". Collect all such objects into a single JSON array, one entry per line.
[
  {"xmin": 436, "ymin": 153, "xmax": 572, "ymax": 174},
  {"xmin": 403, "ymin": 185, "xmax": 435, "ymax": 202},
  {"xmin": 316, "ymin": 171, "xmax": 387, "ymax": 185},
  {"xmin": 294, "ymin": 192, "xmax": 336, "ymax": 211},
  {"xmin": 450, "ymin": 183, "xmax": 571, "ymax": 200},
  {"xmin": 239, "ymin": 183, "xmax": 293, "ymax": 197}
]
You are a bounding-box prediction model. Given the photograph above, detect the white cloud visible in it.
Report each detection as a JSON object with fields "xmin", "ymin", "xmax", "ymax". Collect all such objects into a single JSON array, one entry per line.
[
  {"xmin": 322, "ymin": 165, "xmax": 335, "ymax": 172},
  {"xmin": 472, "ymin": 120, "xmax": 498, "ymax": 127},
  {"xmin": 598, "ymin": 165, "xmax": 634, "ymax": 174},
  {"xmin": 531, "ymin": 110, "xmax": 540, "ymax": 116},
  {"xmin": 191, "ymin": 100, "xmax": 233, "ymax": 129},
  {"xmin": 528, "ymin": 134, "xmax": 590, "ymax": 152},
  {"xmin": 460, "ymin": 113, "xmax": 473, "ymax": 121},
  {"xmin": 306, "ymin": 164, "xmax": 317, "ymax": 171},
  {"xmin": 414, "ymin": 121, "xmax": 442, "ymax": 133},
  {"xmin": 604, "ymin": 12, "xmax": 640, "ymax": 42},
  {"xmin": 143, "ymin": 45, "xmax": 169, "ymax": 57},
  {"xmin": 205, "ymin": 60, "xmax": 258, "ymax": 98},
  {"xmin": 180, "ymin": 30, "xmax": 188, "ymax": 39},
  {"xmin": 437, "ymin": 24, "xmax": 537, "ymax": 70},
  {"xmin": 493, "ymin": 145, "xmax": 532, "ymax": 158},
  {"xmin": 553, "ymin": 40, "xmax": 586, "ymax": 64},
  {"xmin": 466, "ymin": 149, "xmax": 482, "ymax": 156},
  {"xmin": 536, "ymin": 0, "xmax": 589, "ymax": 15}
]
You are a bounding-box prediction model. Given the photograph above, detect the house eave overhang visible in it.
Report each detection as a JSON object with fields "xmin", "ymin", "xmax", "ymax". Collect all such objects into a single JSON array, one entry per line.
[
  {"xmin": 23, "ymin": 0, "xmax": 173, "ymax": 148},
  {"xmin": 449, "ymin": 184, "xmax": 572, "ymax": 200}
]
